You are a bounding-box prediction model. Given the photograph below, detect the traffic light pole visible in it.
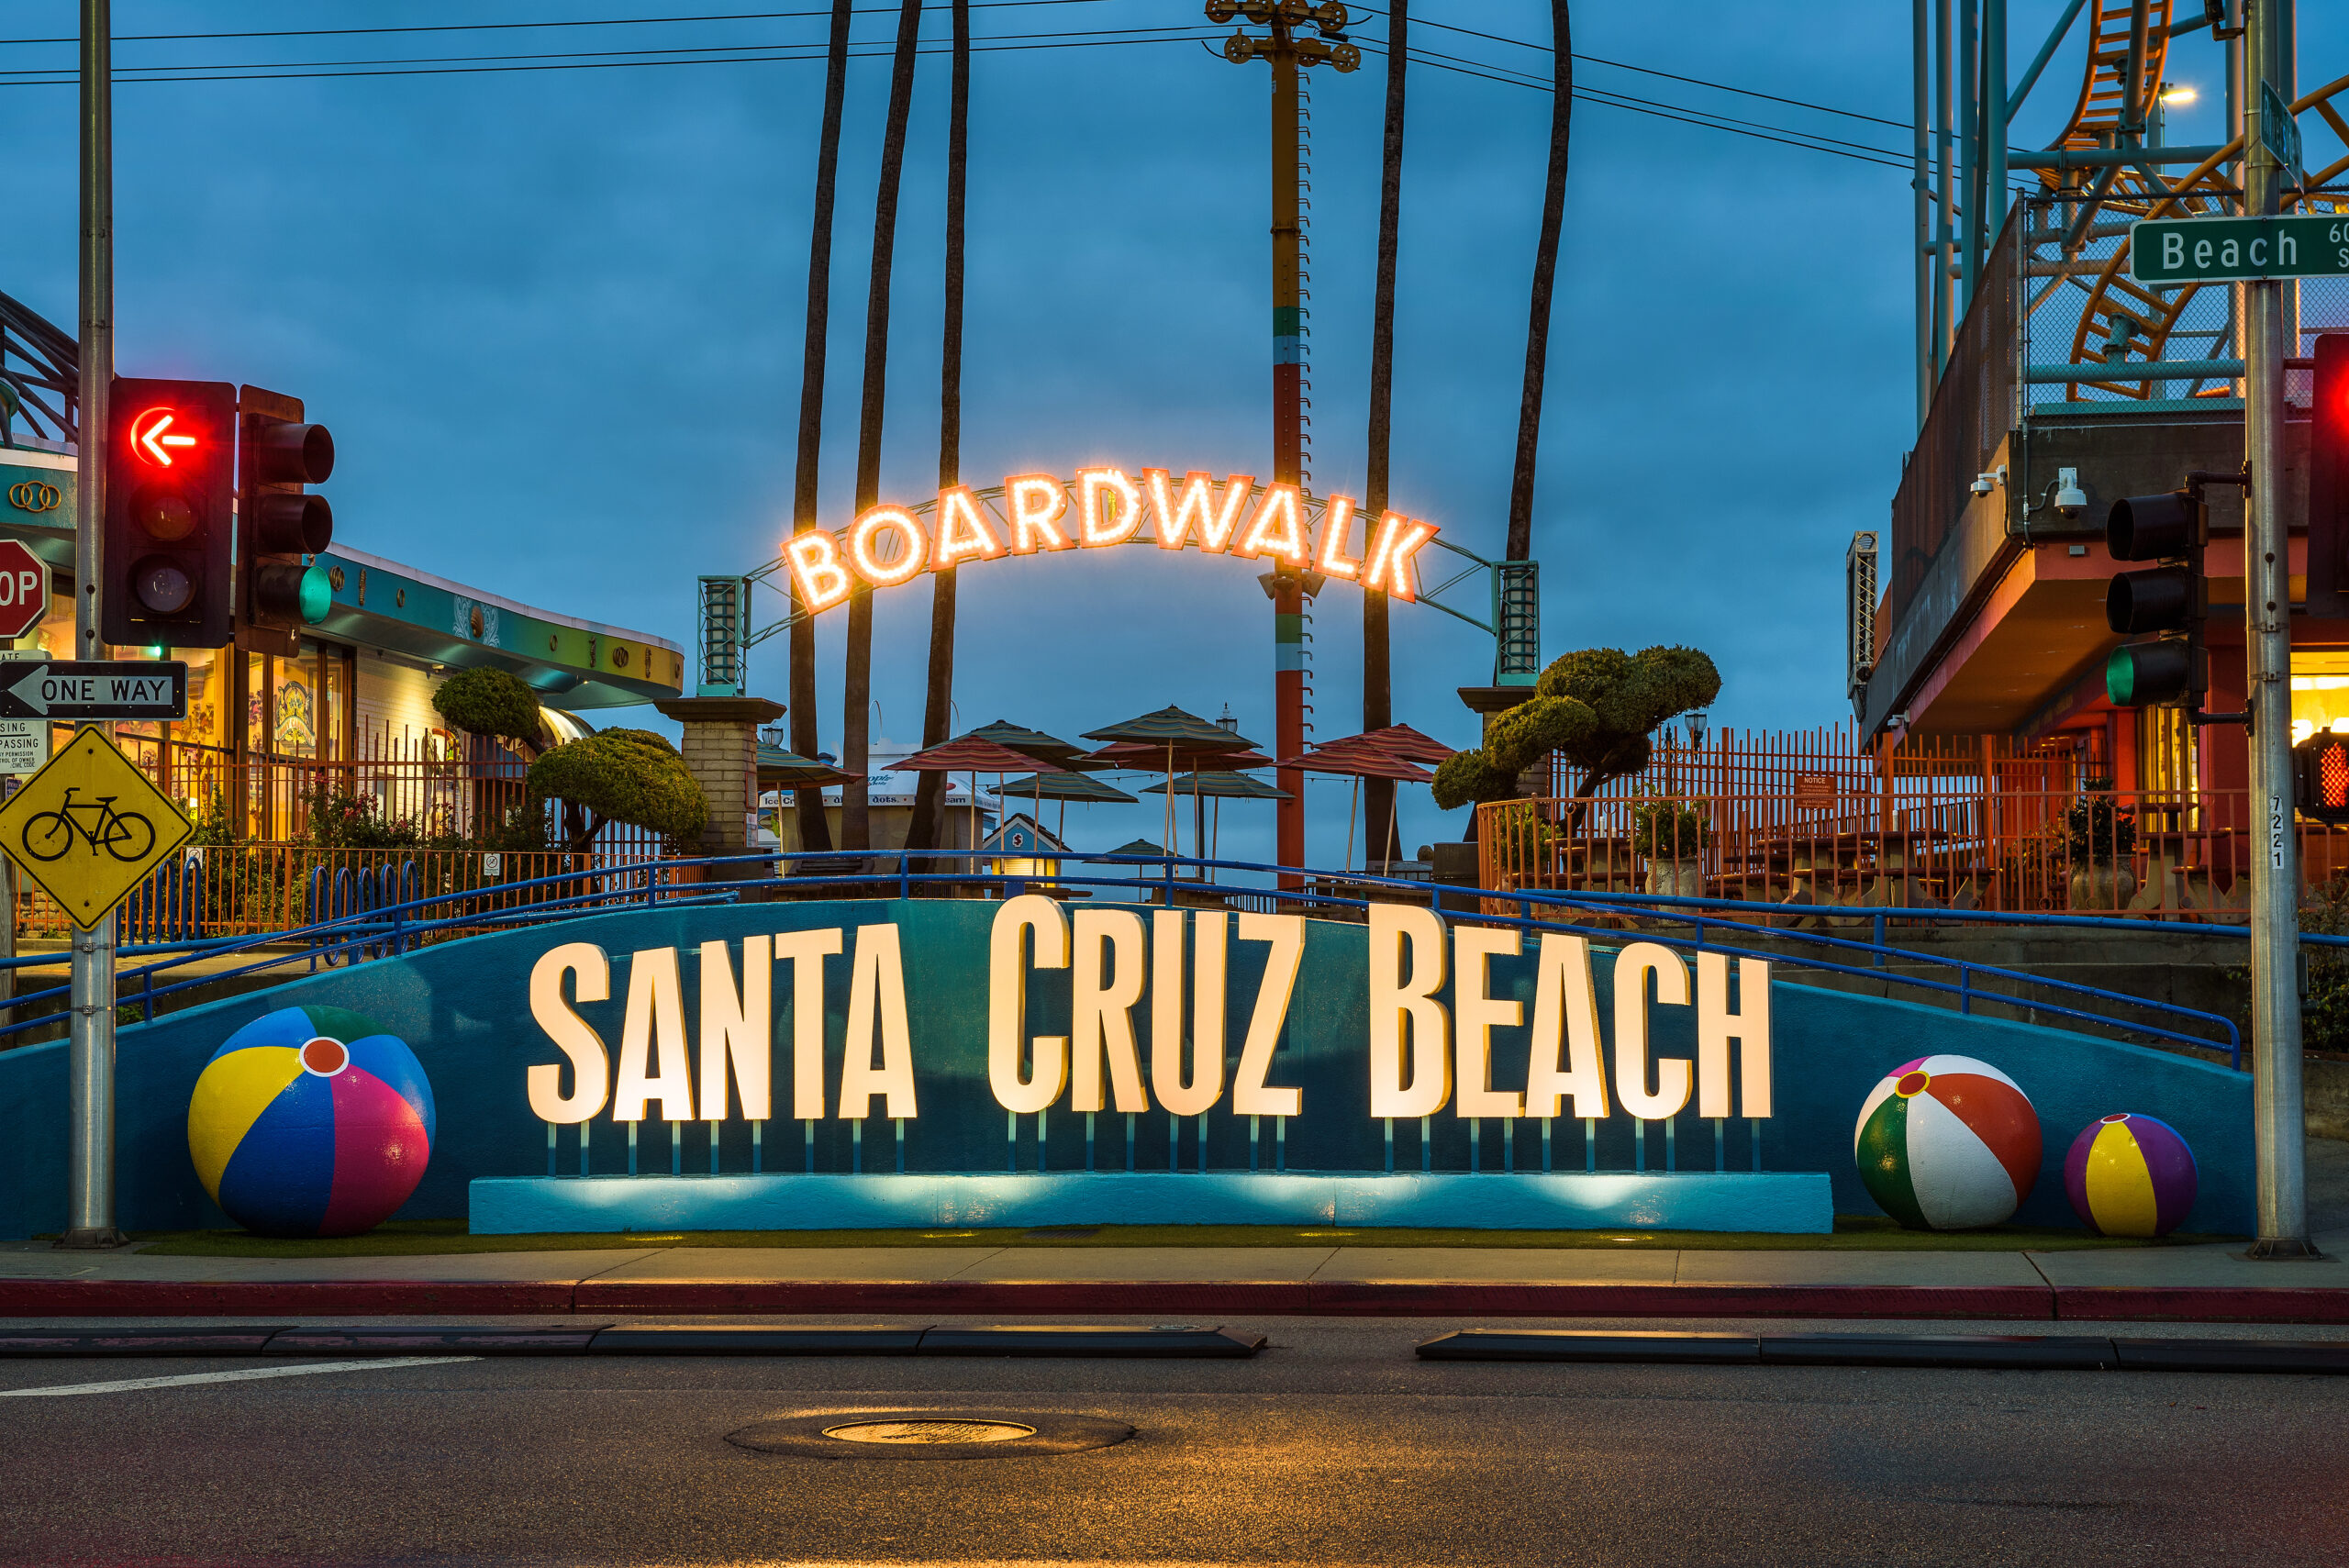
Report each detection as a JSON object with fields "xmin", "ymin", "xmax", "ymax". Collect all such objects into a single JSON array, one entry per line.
[
  {"xmin": 2243, "ymin": 0, "xmax": 2314, "ymax": 1260},
  {"xmin": 60, "ymin": 0, "xmax": 124, "ymax": 1251}
]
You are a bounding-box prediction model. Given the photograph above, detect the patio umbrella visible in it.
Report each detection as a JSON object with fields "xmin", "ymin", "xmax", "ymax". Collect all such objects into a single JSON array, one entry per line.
[
  {"xmin": 964, "ymin": 719, "xmax": 1108, "ymax": 772},
  {"xmin": 1360, "ymin": 723, "xmax": 1457, "ymax": 765},
  {"xmin": 998, "ymin": 769, "xmax": 1140, "ymax": 840},
  {"xmin": 1083, "ymin": 706, "xmax": 1257, "ymax": 860},
  {"xmin": 1312, "ymin": 728, "xmax": 1452, "ymax": 865},
  {"xmin": 756, "ymin": 742, "xmax": 861, "ymax": 791},
  {"xmin": 1141, "ymin": 770, "xmax": 1291, "ymax": 861},
  {"xmin": 1275, "ymin": 739, "xmax": 1436, "ymax": 871},
  {"xmin": 895, "ymin": 736, "xmax": 1068, "ymax": 881}
]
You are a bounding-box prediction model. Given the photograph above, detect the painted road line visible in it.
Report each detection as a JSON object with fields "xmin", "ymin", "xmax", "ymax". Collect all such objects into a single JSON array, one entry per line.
[{"xmin": 0, "ymin": 1355, "xmax": 480, "ymax": 1398}]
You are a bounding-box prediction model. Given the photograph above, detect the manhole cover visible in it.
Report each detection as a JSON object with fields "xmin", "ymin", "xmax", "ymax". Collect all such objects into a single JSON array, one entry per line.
[
  {"xmin": 824, "ymin": 1419, "xmax": 1036, "ymax": 1445},
  {"xmin": 729, "ymin": 1410, "xmax": 1132, "ymax": 1461}
]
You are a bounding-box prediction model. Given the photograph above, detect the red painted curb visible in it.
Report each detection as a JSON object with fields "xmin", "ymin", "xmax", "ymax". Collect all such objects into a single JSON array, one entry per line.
[
  {"xmin": 2054, "ymin": 1286, "xmax": 2349, "ymax": 1324},
  {"xmin": 1301, "ymin": 1283, "xmax": 2057, "ymax": 1319},
  {"xmin": 573, "ymin": 1280, "xmax": 1315, "ymax": 1315},
  {"xmin": 3, "ymin": 1277, "xmax": 2343, "ymax": 1323},
  {"xmin": 0, "ymin": 1281, "xmax": 576, "ymax": 1317}
]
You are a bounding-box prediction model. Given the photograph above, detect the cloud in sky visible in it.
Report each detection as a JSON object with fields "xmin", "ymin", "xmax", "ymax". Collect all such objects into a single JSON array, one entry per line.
[{"xmin": 6, "ymin": 0, "xmax": 2321, "ymax": 863}]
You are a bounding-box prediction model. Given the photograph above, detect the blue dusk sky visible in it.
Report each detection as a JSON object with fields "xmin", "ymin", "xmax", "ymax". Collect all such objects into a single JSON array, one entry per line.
[{"xmin": 5, "ymin": 2, "xmax": 2342, "ymax": 862}]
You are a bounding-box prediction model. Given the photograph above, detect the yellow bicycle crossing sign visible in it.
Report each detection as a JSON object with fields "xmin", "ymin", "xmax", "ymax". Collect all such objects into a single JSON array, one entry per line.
[{"xmin": 0, "ymin": 728, "xmax": 193, "ymax": 929}]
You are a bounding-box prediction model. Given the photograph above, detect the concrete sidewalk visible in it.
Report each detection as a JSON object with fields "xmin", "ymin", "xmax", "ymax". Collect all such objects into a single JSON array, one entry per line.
[{"xmin": 4, "ymin": 1232, "xmax": 2345, "ymax": 1322}]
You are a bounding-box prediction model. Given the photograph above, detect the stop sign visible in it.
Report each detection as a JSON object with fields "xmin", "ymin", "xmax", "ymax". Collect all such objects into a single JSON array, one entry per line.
[{"xmin": 0, "ymin": 540, "xmax": 50, "ymax": 640}]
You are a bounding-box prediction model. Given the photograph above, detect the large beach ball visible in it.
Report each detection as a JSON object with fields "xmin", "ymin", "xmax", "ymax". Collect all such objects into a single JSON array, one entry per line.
[
  {"xmin": 187, "ymin": 1006, "xmax": 435, "ymax": 1238},
  {"xmin": 2065, "ymin": 1113, "xmax": 2199, "ymax": 1238},
  {"xmin": 1854, "ymin": 1055, "xmax": 2042, "ymax": 1229}
]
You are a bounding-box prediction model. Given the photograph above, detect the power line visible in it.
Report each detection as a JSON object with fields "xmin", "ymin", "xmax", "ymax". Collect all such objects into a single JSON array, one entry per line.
[
  {"xmin": 0, "ymin": 13, "xmax": 1915, "ymax": 172},
  {"xmin": 0, "ymin": 1, "xmax": 1130, "ymax": 48},
  {"xmin": 0, "ymin": 1, "xmax": 1908, "ymax": 134}
]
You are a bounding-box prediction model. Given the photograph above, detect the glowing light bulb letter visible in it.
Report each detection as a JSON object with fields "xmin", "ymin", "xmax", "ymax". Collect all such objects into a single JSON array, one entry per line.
[
  {"xmin": 785, "ymin": 530, "xmax": 854, "ymax": 613},
  {"xmin": 1316, "ymin": 495, "xmax": 1362, "ymax": 580},
  {"xmin": 1075, "ymin": 467, "xmax": 1144, "ymax": 547},
  {"xmin": 933, "ymin": 485, "xmax": 1007, "ymax": 569},
  {"xmin": 1144, "ymin": 469, "xmax": 1253, "ymax": 553},
  {"xmin": 849, "ymin": 505, "xmax": 930, "ymax": 587},
  {"xmin": 1234, "ymin": 484, "xmax": 1309, "ymax": 566},
  {"xmin": 1362, "ymin": 512, "xmax": 1436, "ymax": 602},
  {"xmin": 1005, "ymin": 473, "xmax": 1072, "ymax": 554}
]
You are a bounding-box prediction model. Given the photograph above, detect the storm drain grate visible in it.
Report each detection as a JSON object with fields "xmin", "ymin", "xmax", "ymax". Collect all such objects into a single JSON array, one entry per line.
[{"xmin": 824, "ymin": 1419, "xmax": 1036, "ymax": 1445}]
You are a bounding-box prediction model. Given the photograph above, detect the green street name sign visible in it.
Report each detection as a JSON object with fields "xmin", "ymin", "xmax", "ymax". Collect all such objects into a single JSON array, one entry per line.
[{"xmin": 2130, "ymin": 215, "xmax": 2349, "ymax": 284}]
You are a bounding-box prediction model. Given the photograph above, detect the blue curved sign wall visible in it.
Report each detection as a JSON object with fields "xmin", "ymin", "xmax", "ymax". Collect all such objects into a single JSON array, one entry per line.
[{"xmin": 0, "ymin": 899, "xmax": 2255, "ymax": 1237}]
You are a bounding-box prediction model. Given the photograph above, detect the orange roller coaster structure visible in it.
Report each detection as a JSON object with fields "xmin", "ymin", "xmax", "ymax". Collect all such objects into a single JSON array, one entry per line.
[{"xmin": 1917, "ymin": 0, "xmax": 2349, "ymax": 416}]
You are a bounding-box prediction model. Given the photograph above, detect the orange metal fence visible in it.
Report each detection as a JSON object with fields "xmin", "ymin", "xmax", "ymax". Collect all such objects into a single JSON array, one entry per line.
[{"xmin": 1490, "ymin": 726, "xmax": 2340, "ymax": 919}]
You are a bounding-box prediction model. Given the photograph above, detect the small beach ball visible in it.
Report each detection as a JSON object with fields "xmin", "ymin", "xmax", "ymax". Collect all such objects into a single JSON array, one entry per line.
[
  {"xmin": 187, "ymin": 1006, "xmax": 435, "ymax": 1238},
  {"xmin": 1854, "ymin": 1055, "xmax": 2042, "ymax": 1229},
  {"xmin": 2065, "ymin": 1113, "xmax": 2198, "ymax": 1238}
]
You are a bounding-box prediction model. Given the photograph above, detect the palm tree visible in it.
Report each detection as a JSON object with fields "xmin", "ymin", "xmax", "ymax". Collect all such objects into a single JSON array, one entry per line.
[
  {"xmin": 786, "ymin": 0, "xmax": 855, "ymax": 854},
  {"xmin": 1504, "ymin": 0, "xmax": 1571, "ymax": 565},
  {"xmin": 841, "ymin": 0, "xmax": 920, "ymax": 850},
  {"xmin": 909, "ymin": 0, "xmax": 973, "ymax": 855},
  {"xmin": 1362, "ymin": 0, "xmax": 1408, "ymax": 866},
  {"xmin": 841, "ymin": 0, "xmax": 926, "ymax": 851}
]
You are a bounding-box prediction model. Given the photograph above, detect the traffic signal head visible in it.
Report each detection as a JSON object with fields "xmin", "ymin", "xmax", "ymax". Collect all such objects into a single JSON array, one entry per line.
[
  {"xmin": 236, "ymin": 386, "xmax": 334, "ymax": 655},
  {"xmin": 103, "ymin": 378, "xmax": 238, "ymax": 646},
  {"xmin": 2297, "ymin": 729, "xmax": 2349, "ymax": 826},
  {"xmin": 2103, "ymin": 488, "xmax": 2206, "ymax": 710},
  {"xmin": 2308, "ymin": 335, "xmax": 2349, "ymax": 617}
]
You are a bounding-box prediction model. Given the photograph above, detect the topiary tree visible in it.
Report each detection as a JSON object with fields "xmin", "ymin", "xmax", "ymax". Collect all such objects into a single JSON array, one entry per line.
[
  {"xmin": 1432, "ymin": 645, "xmax": 1720, "ymax": 822},
  {"xmin": 431, "ymin": 666, "xmax": 553, "ymax": 760},
  {"xmin": 527, "ymin": 728, "xmax": 707, "ymax": 853}
]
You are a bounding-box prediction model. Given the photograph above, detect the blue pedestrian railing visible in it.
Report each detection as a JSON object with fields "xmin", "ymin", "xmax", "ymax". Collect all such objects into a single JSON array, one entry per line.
[{"xmin": 0, "ymin": 848, "xmax": 2271, "ymax": 1068}]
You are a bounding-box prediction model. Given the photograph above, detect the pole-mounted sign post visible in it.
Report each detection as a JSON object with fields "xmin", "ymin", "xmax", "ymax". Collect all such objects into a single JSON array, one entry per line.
[
  {"xmin": 59, "ymin": 0, "xmax": 122, "ymax": 1250},
  {"xmin": 2241, "ymin": 40, "xmax": 2316, "ymax": 1261}
]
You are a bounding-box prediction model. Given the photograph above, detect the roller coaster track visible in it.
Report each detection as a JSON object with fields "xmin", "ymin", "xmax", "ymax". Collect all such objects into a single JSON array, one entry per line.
[{"xmin": 2027, "ymin": 0, "xmax": 2349, "ymax": 399}]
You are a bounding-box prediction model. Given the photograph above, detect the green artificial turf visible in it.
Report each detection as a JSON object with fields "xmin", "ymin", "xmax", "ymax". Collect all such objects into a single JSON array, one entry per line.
[{"xmin": 121, "ymin": 1216, "xmax": 2221, "ymax": 1258}]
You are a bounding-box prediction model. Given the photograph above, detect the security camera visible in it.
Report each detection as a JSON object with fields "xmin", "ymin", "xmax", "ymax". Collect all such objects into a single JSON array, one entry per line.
[
  {"xmin": 1971, "ymin": 473, "xmax": 1997, "ymax": 495},
  {"xmin": 2054, "ymin": 467, "xmax": 2087, "ymax": 519}
]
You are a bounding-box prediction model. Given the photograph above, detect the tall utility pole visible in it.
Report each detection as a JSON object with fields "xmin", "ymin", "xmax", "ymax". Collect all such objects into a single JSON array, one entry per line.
[
  {"xmin": 61, "ymin": 0, "xmax": 123, "ymax": 1250},
  {"xmin": 2243, "ymin": 0, "xmax": 2314, "ymax": 1259},
  {"xmin": 1208, "ymin": 0, "xmax": 1357, "ymax": 883}
]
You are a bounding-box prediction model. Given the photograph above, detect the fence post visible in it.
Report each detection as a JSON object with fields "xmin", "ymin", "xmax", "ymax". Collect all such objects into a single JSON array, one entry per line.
[
  {"xmin": 899, "ymin": 850, "xmax": 910, "ymax": 900},
  {"xmin": 1873, "ymin": 910, "xmax": 1886, "ymax": 967},
  {"xmin": 644, "ymin": 864, "xmax": 658, "ymax": 907}
]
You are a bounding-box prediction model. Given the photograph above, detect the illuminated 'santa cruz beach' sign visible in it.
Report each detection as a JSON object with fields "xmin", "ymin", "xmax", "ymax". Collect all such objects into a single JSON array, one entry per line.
[
  {"xmin": 782, "ymin": 469, "xmax": 1439, "ymax": 613},
  {"xmin": 522, "ymin": 899, "xmax": 1773, "ymax": 1129}
]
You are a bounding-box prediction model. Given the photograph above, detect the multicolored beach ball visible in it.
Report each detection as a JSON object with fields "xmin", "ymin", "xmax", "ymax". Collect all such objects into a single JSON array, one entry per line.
[
  {"xmin": 187, "ymin": 1006, "xmax": 435, "ymax": 1238},
  {"xmin": 2065, "ymin": 1113, "xmax": 2199, "ymax": 1238},
  {"xmin": 1854, "ymin": 1055, "xmax": 2043, "ymax": 1230}
]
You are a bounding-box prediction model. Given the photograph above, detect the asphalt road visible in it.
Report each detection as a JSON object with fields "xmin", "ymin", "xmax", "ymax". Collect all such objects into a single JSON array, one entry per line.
[{"xmin": 1, "ymin": 1318, "xmax": 2343, "ymax": 1568}]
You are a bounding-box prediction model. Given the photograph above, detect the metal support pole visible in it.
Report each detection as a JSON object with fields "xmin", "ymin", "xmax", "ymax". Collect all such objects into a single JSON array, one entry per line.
[
  {"xmin": 2243, "ymin": 0, "xmax": 2314, "ymax": 1260},
  {"xmin": 1269, "ymin": 29, "xmax": 1308, "ymax": 888},
  {"xmin": 1958, "ymin": 0, "xmax": 1980, "ymax": 314},
  {"xmin": 61, "ymin": 0, "xmax": 123, "ymax": 1251},
  {"xmin": 1933, "ymin": 0, "xmax": 1955, "ymax": 365},
  {"xmin": 1985, "ymin": 0, "xmax": 2007, "ymax": 244},
  {"xmin": 1914, "ymin": 0, "xmax": 1933, "ymax": 424}
]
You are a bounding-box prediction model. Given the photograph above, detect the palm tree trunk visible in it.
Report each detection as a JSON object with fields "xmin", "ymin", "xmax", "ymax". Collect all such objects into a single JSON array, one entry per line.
[
  {"xmin": 1503, "ymin": 0, "xmax": 1571, "ymax": 564},
  {"xmin": 786, "ymin": 0, "xmax": 854, "ymax": 855},
  {"xmin": 1362, "ymin": 0, "xmax": 1407, "ymax": 868},
  {"xmin": 841, "ymin": 0, "xmax": 924, "ymax": 851},
  {"xmin": 909, "ymin": 0, "xmax": 972, "ymax": 857}
]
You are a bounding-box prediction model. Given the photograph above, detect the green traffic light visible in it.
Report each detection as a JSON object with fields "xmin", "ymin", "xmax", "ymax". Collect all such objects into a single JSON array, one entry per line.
[{"xmin": 2107, "ymin": 640, "xmax": 2193, "ymax": 707}]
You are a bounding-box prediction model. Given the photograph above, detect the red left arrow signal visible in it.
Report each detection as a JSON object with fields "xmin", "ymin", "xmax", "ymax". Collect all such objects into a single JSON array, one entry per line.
[{"xmin": 129, "ymin": 407, "xmax": 199, "ymax": 467}]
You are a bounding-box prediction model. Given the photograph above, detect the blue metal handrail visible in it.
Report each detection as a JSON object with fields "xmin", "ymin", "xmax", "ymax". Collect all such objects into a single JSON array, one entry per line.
[{"xmin": 0, "ymin": 848, "xmax": 2246, "ymax": 1069}]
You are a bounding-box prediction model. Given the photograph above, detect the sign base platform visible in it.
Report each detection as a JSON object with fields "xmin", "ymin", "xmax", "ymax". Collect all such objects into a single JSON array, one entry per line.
[{"xmin": 471, "ymin": 1171, "xmax": 1834, "ymax": 1236}]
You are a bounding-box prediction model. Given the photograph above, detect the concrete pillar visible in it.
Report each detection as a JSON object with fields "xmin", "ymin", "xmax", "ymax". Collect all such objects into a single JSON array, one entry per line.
[{"xmin": 654, "ymin": 696, "xmax": 785, "ymax": 863}]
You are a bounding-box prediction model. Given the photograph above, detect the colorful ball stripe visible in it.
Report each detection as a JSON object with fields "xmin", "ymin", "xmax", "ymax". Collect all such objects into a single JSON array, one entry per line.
[
  {"xmin": 188, "ymin": 1006, "xmax": 435, "ymax": 1238},
  {"xmin": 1854, "ymin": 1055, "xmax": 2042, "ymax": 1230},
  {"xmin": 2065, "ymin": 1113, "xmax": 2199, "ymax": 1238}
]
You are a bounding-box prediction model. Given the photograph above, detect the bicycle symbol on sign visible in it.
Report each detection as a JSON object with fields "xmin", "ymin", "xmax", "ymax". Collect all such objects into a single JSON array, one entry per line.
[{"xmin": 21, "ymin": 788, "xmax": 158, "ymax": 864}]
